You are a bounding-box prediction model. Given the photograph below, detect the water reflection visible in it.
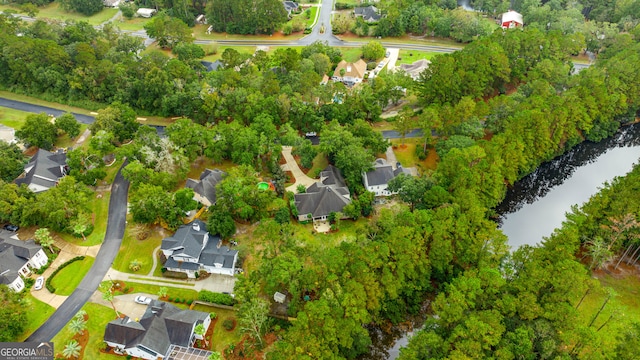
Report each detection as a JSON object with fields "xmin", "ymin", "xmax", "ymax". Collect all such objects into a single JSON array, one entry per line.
[{"xmin": 497, "ymin": 123, "xmax": 640, "ymax": 248}]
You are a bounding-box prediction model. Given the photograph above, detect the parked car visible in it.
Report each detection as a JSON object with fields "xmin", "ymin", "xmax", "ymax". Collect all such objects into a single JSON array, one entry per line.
[
  {"xmin": 3, "ymin": 224, "xmax": 19, "ymax": 232},
  {"xmin": 385, "ymin": 50, "xmax": 390, "ymax": 58},
  {"xmin": 134, "ymin": 296, "xmax": 152, "ymax": 305},
  {"xmin": 305, "ymin": 132, "xmax": 317, "ymax": 137},
  {"xmin": 34, "ymin": 276, "xmax": 44, "ymax": 291}
]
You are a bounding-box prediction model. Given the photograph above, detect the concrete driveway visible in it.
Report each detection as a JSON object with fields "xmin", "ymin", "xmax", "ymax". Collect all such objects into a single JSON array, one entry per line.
[
  {"xmin": 386, "ymin": 47, "xmax": 400, "ymax": 71},
  {"xmin": 281, "ymin": 146, "xmax": 317, "ymax": 193}
]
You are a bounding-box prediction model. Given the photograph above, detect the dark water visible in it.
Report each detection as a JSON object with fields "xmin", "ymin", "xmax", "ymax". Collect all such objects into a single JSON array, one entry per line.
[{"xmin": 497, "ymin": 123, "xmax": 640, "ymax": 248}]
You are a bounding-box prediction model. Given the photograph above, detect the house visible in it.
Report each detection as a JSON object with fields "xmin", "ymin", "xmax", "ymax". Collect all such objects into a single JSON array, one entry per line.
[
  {"xmin": 0, "ymin": 124, "xmax": 16, "ymax": 144},
  {"xmin": 137, "ymin": 8, "xmax": 157, "ymax": 18},
  {"xmin": 103, "ymin": 0, "xmax": 120, "ymax": 7},
  {"xmin": 399, "ymin": 59, "xmax": 431, "ymax": 80},
  {"xmin": 363, "ymin": 158, "xmax": 413, "ymax": 196},
  {"xmin": 15, "ymin": 149, "xmax": 68, "ymax": 193},
  {"xmin": 294, "ymin": 165, "xmax": 351, "ymax": 221},
  {"xmin": 354, "ymin": 5, "xmax": 382, "ymax": 22},
  {"xmin": 501, "ymin": 10, "xmax": 523, "ymax": 29},
  {"xmin": 283, "ymin": 1, "xmax": 299, "ymax": 16},
  {"xmin": 161, "ymin": 220, "xmax": 237, "ymax": 277},
  {"xmin": 185, "ymin": 169, "xmax": 226, "ymax": 206},
  {"xmin": 104, "ymin": 300, "xmax": 212, "ymax": 360},
  {"xmin": 0, "ymin": 236, "xmax": 48, "ymax": 292},
  {"xmin": 332, "ymin": 59, "xmax": 367, "ymax": 86}
]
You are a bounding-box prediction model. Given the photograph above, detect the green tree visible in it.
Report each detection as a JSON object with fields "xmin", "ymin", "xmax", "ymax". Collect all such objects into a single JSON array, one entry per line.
[
  {"xmin": 90, "ymin": 103, "xmax": 139, "ymax": 144},
  {"xmin": 206, "ymin": 206, "xmax": 237, "ymax": 239},
  {"xmin": 393, "ymin": 106, "xmax": 415, "ymax": 146},
  {"xmin": 0, "ymin": 284, "xmax": 27, "ymax": 341},
  {"xmin": 208, "ymin": 352, "xmax": 222, "ymax": 360},
  {"xmin": 172, "ymin": 42, "xmax": 205, "ymax": 62},
  {"xmin": 0, "ymin": 141, "xmax": 26, "ymax": 182},
  {"xmin": 388, "ymin": 174, "xmax": 433, "ymax": 211},
  {"xmin": 59, "ymin": 0, "xmax": 103, "ymax": 15},
  {"xmin": 238, "ymin": 297, "xmax": 270, "ymax": 347},
  {"xmin": 62, "ymin": 340, "xmax": 81, "ymax": 359},
  {"xmin": 144, "ymin": 12, "xmax": 193, "ymax": 49},
  {"xmin": 34, "ymin": 228, "xmax": 55, "ymax": 253},
  {"xmin": 361, "ymin": 40, "xmax": 385, "ymax": 61},
  {"xmin": 68, "ymin": 317, "xmax": 86, "ymax": 336},
  {"xmin": 15, "ymin": 113, "xmax": 57, "ymax": 150},
  {"xmin": 157, "ymin": 287, "xmax": 168, "ymax": 299},
  {"xmin": 54, "ymin": 113, "xmax": 81, "ymax": 139}
]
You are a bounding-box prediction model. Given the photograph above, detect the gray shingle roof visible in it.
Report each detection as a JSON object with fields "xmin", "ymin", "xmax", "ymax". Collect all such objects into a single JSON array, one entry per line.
[
  {"xmin": 185, "ymin": 169, "xmax": 226, "ymax": 206},
  {"xmin": 14, "ymin": 149, "xmax": 67, "ymax": 192},
  {"xmin": 199, "ymin": 237, "xmax": 237, "ymax": 269},
  {"xmin": 354, "ymin": 5, "xmax": 381, "ymax": 22},
  {"xmin": 364, "ymin": 158, "xmax": 412, "ymax": 188},
  {"xmin": 0, "ymin": 237, "xmax": 41, "ymax": 284},
  {"xmin": 104, "ymin": 300, "xmax": 209, "ymax": 357},
  {"xmin": 283, "ymin": 1, "xmax": 299, "ymax": 12},
  {"xmin": 161, "ymin": 220, "xmax": 208, "ymax": 260},
  {"xmin": 295, "ymin": 186, "xmax": 351, "ymax": 218}
]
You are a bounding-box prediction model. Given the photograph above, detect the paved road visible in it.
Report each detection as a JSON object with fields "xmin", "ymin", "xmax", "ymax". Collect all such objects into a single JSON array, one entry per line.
[
  {"xmin": 0, "ymin": 98, "xmax": 96, "ymax": 125},
  {"xmin": 26, "ymin": 161, "xmax": 130, "ymax": 342},
  {"xmin": 381, "ymin": 128, "xmax": 424, "ymax": 139}
]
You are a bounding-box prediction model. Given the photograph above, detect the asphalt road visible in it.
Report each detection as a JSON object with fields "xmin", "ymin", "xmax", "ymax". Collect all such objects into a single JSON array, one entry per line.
[
  {"xmin": 0, "ymin": 98, "xmax": 96, "ymax": 125},
  {"xmin": 26, "ymin": 161, "xmax": 130, "ymax": 342},
  {"xmin": 382, "ymin": 128, "xmax": 425, "ymax": 139}
]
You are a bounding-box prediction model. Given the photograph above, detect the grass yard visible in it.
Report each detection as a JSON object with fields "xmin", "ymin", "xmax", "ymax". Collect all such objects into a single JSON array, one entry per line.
[
  {"xmin": 395, "ymin": 50, "xmax": 439, "ymax": 65},
  {"xmin": 1, "ymin": 2, "xmax": 119, "ymax": 25},
  {"xmin": 305, "ymin": 152, "xmax": 328, "ymax": 178},
  {"xmin": 191, "ymin": 305, "xmax": 242, "ymax": 354},
  {"xmin": 338, "ymin": 47, "xmax": 363, "ymax": 63},
  {"xmin": 17, "ymin": 293, "xmax": 56, "ymax": 341},
  {"xmin": 574, "ymin": 273, "xmax": 640, "ymax": 356},
  {"xmin": 50, "ymin": 256, "xmax": 95, "ymax": 295},
  {"xmin": 201, "ymin": 46, "xmax": 258, "ymax": 61},
  {"xmin": 101, "ymin": 280, "xmax": 199, "ymax": 301},
  {"xmin": 112, "ymin": 227, "xmax": 163, "ymax": 275},
  {"xmin": 59, "ymin": 193, "xmax": 110, "ymax": 246},
  {"xmin": 0, "ymin": 106, "xmax": 31, "ymax": 129},
  {"xmin": 192, "ymin": 24, "xmax": 305, "ymax": 41},
  {"xmin": 390, "ymin": 137, "xmax": 438, "ymax": 173},
  {"xmin": 51, "ymin": 302, "xmax": 121, "ymax": 360},
  {"xmin": 114, "ymin": 16, "xmax": 150, "ymax": 31}
]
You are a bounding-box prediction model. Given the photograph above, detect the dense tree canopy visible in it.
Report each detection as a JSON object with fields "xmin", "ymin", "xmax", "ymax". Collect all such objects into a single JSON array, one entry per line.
[
  {"xmin": 206, "ymin": 0, "xmax": 288, "ymax": 35},
  {"xmin": 15, "ymin": 113, "xmax": 57, "ymax": 150},
  {"xmin": 0, "ymin": 284, "xmax": 27, "ymax": 341}
]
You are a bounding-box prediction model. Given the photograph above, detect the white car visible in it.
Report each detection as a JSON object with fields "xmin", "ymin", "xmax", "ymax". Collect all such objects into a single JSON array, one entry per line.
[
  {"xmin": 34, "ymin": 276, "xmax": 44, "ymax": 291},
  {"xmin": 135, "ymin": 296, "xmax": 152, "ymax": 305}
]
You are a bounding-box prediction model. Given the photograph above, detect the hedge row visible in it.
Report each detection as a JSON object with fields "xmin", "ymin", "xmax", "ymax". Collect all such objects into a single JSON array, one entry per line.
[
  {"xmin": 197, "ymin": 290, "xmax": 235, "ymax": 306},
  {"xmin": 45, "ymin": 256, "xmax": 85, "ymax": 293}
]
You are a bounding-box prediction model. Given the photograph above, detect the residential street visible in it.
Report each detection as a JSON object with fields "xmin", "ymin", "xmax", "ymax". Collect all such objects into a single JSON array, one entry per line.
[
  {"xmin": 26, "ymin": 161, "xmax": 130, "ymax": 342},
  {"xmin": 0, "ymin": 98, "xmax": 96, "ymax": 124}
]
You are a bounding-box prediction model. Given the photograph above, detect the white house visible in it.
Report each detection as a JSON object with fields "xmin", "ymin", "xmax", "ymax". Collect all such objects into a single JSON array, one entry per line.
[
  {"xmin": 0, "ymin": 124, "xmax": 16, "ymax": 144},
  {"xmin": 363, "ymin": 158, "xmax": 412, "ymax": 196},
  {"xmin": 104, "ymin": 300, "xmax": 212, "ymax": 360},
  {"xmin": 14, "ymin": 149, "xmax": 68, "ymax": 193},
  {"xmin": 0, "ymin": 236, "xmax": 48, "ymax": 292},
  {"xmin": 501, "ymin": 10, "xmax": 523, "ymax": 29},
  {"xmin": 103, "ymin": 0, "xmax": 121, "ymax": 7},
  {"xmin": 161, "ymin": 220, "xmax": 238, "ymax": 277}
]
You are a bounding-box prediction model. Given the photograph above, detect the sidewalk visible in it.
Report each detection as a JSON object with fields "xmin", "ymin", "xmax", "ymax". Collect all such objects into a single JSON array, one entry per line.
[{"xmin": 30, "ymin": 239, "xmax": 101, "ymax": 307}]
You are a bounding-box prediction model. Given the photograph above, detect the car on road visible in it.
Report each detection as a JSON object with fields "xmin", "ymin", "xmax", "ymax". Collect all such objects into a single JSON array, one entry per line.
[
  {"xmin": 3, "ymin": 224, "xmax": 19, "ymax": 232},
  {"xmin": 134, "ymin": 296, "xmax": 152, "ymax": 305},
  {"xmin": 34, "ymin": 276, "xmax": 44, "ymax": 291}
]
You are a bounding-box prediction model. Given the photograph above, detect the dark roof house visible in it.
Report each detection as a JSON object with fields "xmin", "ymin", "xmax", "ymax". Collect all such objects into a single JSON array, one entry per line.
[
  {"xmin": 161, "ymin": 220, "xmax": 238, "ymax": 277},
  {"xmin": 363, "ymin": 158, "xmax": 413, "ymax": 196},
  {"xmin": 185, "ymin": 169, "xmax": 226, "ymax": 206},
  {"xmin": 15, "ymin": 149, "xmax": 68, "ymax": 193},
  {"xmin": 354, "ymin": 5, "xmax": 382, "ymax": 22},
  {"xmin": 104, "ymin": 300, "xmax": 212, "ymax": 360},
  {"xmin": 294, "ymin": 165, "xmax": 351, "ymax": 221},
  {"xmin": 200, "ymin": 60, "xmax": 224, "ymax": 72},
  {"xmin": 0, "ymin": 236, "xmax": 48, "ymax": 292},
  {"xmin": 283, "ymin": 1, "xmax": 299, "ymax": 15}
]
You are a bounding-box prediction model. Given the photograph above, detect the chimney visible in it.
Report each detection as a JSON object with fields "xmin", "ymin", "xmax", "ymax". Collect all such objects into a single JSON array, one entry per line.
[{"xmin": 346, "ymin": 65, "xmax": 352, "ymax": 73}]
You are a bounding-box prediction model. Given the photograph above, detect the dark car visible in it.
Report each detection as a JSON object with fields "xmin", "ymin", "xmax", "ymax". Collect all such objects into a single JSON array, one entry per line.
[{"xmin": 3, "ymin": 224, "xmax": 19, "ymax": 232}]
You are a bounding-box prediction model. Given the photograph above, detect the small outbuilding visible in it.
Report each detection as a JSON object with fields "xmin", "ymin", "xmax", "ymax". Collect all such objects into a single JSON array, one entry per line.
[
  {"xmin": 137, "ymin": 8, "xmax": 157, "ymax": 18},
  {"xmin": 501, "ymin": 10, "xmax": 523, "ymax": 29},
  {"xmin": 274, "ymin": 292, "xmax": 286, "ymax": 303}
]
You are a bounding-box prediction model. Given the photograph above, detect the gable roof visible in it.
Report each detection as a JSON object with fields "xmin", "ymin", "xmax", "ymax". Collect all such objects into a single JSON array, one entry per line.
[
  {"xmin": 354, "ymin": 5, "xmax": 381, "ymax": 22},
  {"xmin": 161, "ymin": 220, "xmax": 208, "ymax": 259},
  {"xmin": 333, "ymin": 59, "xmax": 367, "ymax": 80},
  {"xmin": 200, "ymin": 60, "xmax": 224, "ymax": 72},
  {"xmin": 364, "ymin": 158, "xmax": 412, "ymax": 187},
  {"xmin": 294, "ymin": 165, "xmax": 351, "ymax": 219},
  {"xmin": 199, "ymin": 236, "xmax": 237, "ymax": 269},
  {"xmin": 185, "ymin": 169, "xmax": 226, "ymax": 206},
  {"xmin": 283, "ymin": 1, "xmax": 299, "ymax": 12},
  {"xmin": 104, "ymin": 300, "xmax": 209, "ymax": 357},
  {"xmin": 14, "ymin": 149, "xmax": 67, "ymax": 192},
  {"xmin": 0, "ymin": 237, "xmax": 41, "ymax": 285}
]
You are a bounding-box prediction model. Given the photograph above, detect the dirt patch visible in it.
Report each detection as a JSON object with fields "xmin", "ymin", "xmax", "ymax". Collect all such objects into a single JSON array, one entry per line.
[{"xmin": 224, "ymin": 333, "xmax": 278, "ymax": 360}]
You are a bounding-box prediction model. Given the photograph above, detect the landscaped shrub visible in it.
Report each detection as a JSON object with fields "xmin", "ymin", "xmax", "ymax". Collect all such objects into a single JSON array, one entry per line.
[
  {"xmin": 198, "ymin": 290, "xmax": 235, "ymax": 306},
  {"xmin": 222, "ymin": 318, "xmax": 235, "ymax": 331},
  {"xmin": 335, "ymin": 2, "xmax": 355, "ymax": 9},
  {"xmin": 24, "ymin": 277, "xmax": 35, "ymax": 289},
  {"xmin": 163, "ymin": 270, "xmax": 188, "ymax": 279},
  {"xmin": 415, "ymin": 146, "xmax": 427, "ymax": 160},
  {"xmin": 187, "ymin": 300, "xmax": 193, "ymax": 305},
  {"xmin": 210, "ymin": 312, "xmax": 217, "ymax": 319},
  {"xmin": 46, "ymin": 256, "xmax": 85, "ymax": 294},
  {"xmin": 168, "ymin": 297, "xmax": 174, "ymax": 302}
]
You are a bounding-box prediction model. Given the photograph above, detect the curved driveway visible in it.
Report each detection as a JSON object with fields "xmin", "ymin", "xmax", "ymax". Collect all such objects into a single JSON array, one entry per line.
[{"xmin": 26, "ymin": 161, "xmax": 130, "ymax": 342}]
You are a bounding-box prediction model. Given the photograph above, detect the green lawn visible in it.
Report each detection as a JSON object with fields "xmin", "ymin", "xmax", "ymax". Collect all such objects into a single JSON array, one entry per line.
[
  {"xmin": 17, "ymin": 293, "xmax": 56, "ymax": 341},
  {"xmin": 112, "ymin": 226, "xmax": 162, "ymax": 275},
  {"xmin": 1, "ymin": 2, "xmax": 118, "ymax": 25},
  {"xmin": 114, "ymin": 17, "xmax": 150, "ymax": 31},
  {"xmin": 50, "ymin": 256, "xmax": 95, "ymax": 295},
  {"xmin": 302, "ymin": 7, "xmax": 318, "ymax": 28},
  {"xmin": 191, "ymin": 305, "xmax": 242, "ymax": 354},
  {"xmin": 201, "ymin": 46, "xmax": 258, "ymax": 61},
  {"xmin": 338, "ymin": 47, "xmax": 363, "ymax": 63},
  {"xmin": 0, "ymin": 106, "xmax": 31, "ymax": 129},
  {"xmin": 100, "ymin": 280, "xmax": 199, "ymax": 301},
  {"xmin": 390, "ymin": 137, "xmax": 438, "ymax": 172},
  {"xmin": 51, "ymin": 302, "xmax": 121, "ymax": 360},
  {"xmin": 395, "ymin": 50, "xmax": 439, "ymax": 65},
  {"xmin": 59, "ymin": 193, "xmax": 110, "ymax": 246},
  {"xmin": 574, "ymin": 274, "xmax": 640, "ymax": 356},
  {"xmin": 305, "ymin": 152, "xmax": 328, "ymax": 178}
]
